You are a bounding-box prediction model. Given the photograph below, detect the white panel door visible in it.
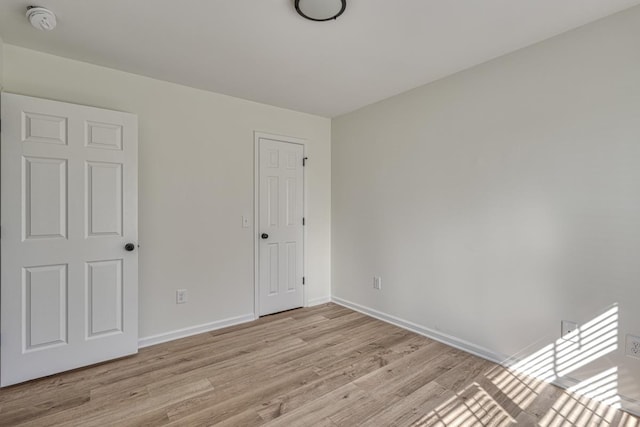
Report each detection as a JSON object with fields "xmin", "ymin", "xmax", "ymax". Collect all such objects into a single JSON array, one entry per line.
[
  {"xmin": 258, "ymin": 137, "xmax": 304, "ymax": 316},
  {"xmin": 1, "ymin": 93, "xmax": 138, "ymax": 386}
]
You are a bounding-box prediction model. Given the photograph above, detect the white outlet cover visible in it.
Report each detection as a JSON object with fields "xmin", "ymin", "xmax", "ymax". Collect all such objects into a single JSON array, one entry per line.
[
  {"xmin": 561, "ymin": 320, "xmax": 579, "ymax": 343},
  {"xmin": 626, "ymin": 334, "xmax": 640, "ymax": 359}
]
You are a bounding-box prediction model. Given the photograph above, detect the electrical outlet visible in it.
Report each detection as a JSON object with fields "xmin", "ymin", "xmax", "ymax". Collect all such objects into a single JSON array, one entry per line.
[
  {"xmin": 626, "ymin": 334, "xmax": 640, "ymax": 359},
  {"xmin": 373, "ymin": 276, "xmax": 382, "ymax": 290},
  {"xmin": 561, "ymin": 320, "xmax": 579, "ymax": 343},
  {"xmin": 176, "ymin": 289, "xmax": 188, "ymax": 304}
]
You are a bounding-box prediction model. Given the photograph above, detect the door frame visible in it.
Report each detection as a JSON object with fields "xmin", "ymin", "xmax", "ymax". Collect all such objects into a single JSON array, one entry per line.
[{"xmin": 253, "ymin": 131, "xmax": 307, "ymax": 319}]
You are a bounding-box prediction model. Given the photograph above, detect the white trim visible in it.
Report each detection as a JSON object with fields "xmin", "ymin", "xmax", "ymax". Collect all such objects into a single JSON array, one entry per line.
[
  {"xmin": 308, "ymin": 296, "xmax": 332, "ymax": 306},
  {"xmin": 254, "ymin": 134, "xmax": 260, "ymax": 319},
  {"xmin": 331, "ymin": 296, "xmax": 506, "ymax": 364},
  {"xmin": 138, "ymin": 313, "xmax": 254, "ymax": 348},
  {"xmin": 253, "ymin": 132, "xmax": 308, "ymax": 318},
  {"xmin": 621, "ymin": 399, "xmax": 640, "ymax": 417},
  {"xmin": 331, "ymin": 296, "xmax": 640, "ymax": 417}
]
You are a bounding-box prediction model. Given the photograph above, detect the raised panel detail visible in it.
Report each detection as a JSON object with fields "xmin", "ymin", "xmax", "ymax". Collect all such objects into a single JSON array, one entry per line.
[
  {"xmin": 86, "ymin": 121, "xmax": 123, "ymax": 150},
  {"xmin": 267, "ymin": 149, "xmax": 279, "ymax": 168},
  {"xmin": 286, "ymin": 242, "xmax": 296, "ymax": 292},
  {"xmin": 23, "ymin": 157, "xmax": 67, "ymax": 241},
  {"xmin": 86, "ymin": 162, "xmax": 123, "ymax": 237},
  {"xmin": 267, "ymin": 176, "xmax": 279, "ymax": 227},
  {"xmin": 269, "ymin": 244, "xmax": 279, "ymax": 296},
  {"xmin": 22, "ymin": 112, "xmax": 68, "ymax": 145},
  {"xmin": 285, "ymin": 178, "xmax": 296, "ymax": 226},
  {"xmin": 23, "ymin": 265, "xmax": 68, "ymax": 351},
  {"xmin": 286, "ymin": 152, "xmax": 297, "ymax": 169},
  {"xmin": 86, "ymin": 260, "xmax": 123, "ymax": 338}
]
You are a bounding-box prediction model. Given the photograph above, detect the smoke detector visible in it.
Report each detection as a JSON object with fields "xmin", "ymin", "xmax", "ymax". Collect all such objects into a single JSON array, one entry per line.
[{"xmin": 26, "ymin": 6, "xmax": 57, "ymax": 31}]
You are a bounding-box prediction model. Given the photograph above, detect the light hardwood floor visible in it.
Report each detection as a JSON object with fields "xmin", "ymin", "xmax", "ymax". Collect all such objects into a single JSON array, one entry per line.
[{"xmin": 0, "ymin": 303, "xmax": 638, "ymax": 426}]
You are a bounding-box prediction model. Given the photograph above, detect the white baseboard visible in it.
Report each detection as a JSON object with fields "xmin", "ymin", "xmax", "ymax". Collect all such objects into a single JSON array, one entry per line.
[
  {"xmin": 622, "ymin": 399, "xmax": 640, "ymax": 417},
  {"xmin": 138, "ymin": 313, "xmax": 255, "ymax": 349},
  {"xmin": 137, "ymin": 297, "xmax": 331, "ymax": 349},
  {"xmin": 308, "ymin": 295, "xmax": 332, "ymax": 307},
  {"xmin": 331, "ymin": 296, "xmax": 640, "ymax": 418},
  {"xmin": 331, "ymin": 296, "xmax": 507, "ymax": 364}
]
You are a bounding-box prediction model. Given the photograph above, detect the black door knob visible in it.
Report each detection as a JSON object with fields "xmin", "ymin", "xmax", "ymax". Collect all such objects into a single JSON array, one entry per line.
[
  {"xmin": 124, "ymin": 243, "xmax": 136, "ymax": 251},
  {"xmin": 261, "ymin": 233, "xmax": 269, "ymax": 239}
]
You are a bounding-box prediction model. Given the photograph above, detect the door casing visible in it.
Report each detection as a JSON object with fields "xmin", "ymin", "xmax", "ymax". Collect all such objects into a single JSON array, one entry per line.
[{"xmin": 253, "ymin": 132, "xmax": 307, "ymax": 318}]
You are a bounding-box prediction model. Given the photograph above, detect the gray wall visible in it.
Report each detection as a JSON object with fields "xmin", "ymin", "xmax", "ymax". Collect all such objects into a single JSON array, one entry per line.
[
  {"xmin": 3, "ymin": 45, "xmax": 332, "ymax": 341},
  {"xmin": 333, "ymin": 6, "xmax": 640, "ymax": 408}
]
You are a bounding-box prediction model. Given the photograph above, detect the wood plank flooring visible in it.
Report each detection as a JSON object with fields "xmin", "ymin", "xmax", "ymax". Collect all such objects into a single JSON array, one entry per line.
[{"xmin": 0, "ymin": 303, "xmax": 638, "ymax": 426}]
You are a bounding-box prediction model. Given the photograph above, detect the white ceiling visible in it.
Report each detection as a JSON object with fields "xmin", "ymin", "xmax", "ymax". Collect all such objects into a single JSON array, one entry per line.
[{"xmin": 1, "ymin": 0, "xmax": 639, "ymax": 117}]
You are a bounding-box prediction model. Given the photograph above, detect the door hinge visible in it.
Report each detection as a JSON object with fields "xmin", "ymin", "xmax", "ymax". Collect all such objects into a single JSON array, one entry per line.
[
  {"xmin": 302, "ymin": 276, "xmax": 306, "ymax": 285},
  {"xmin": 303, "ymin": 157, "xmax": 308, "ymax": 167},
  {"xmin": 302, "ymin": 217, "xmax": 306, "ymax": 226}
]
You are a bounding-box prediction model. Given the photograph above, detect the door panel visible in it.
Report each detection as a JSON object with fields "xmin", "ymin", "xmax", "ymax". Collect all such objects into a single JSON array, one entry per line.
[
  {"xmin": 286, "ymin": 242, "xmax": 296, "ymax": 292},
  {"xmin": 1, "ymin": 93, "xmax": 138, "ymax": 386},
  {"xmin": 86, "ymin": 259, "xmax": 123, "ymax": 337},
  {"xmin": 86, "ymin": 161, "xmax": 123, "ymax": 237},
  {"xmin": 285, "ymin": 178, "xmax": 297, "ymax": 226},
  {"xmin": 24, "ymin": 264, "xmax": 68, "ymax": 350},
  {"xmin": 267, "ymin": 176, "xmax": 279, "ymax": 227},
  {"xmin": 23, "ymin": 157, "xmax": 68, "ymax": 240},
  {"xmin": 268, "ymin": 244, "xmax": 279, "ymax": 296},
  {"xmin": 22, "ymin": 112, "xmax": 67, "ymax": 145},
  {"xmin": 86, "ymin": 121, "xmax": 123, "ymax": 150},
  {"xmin": 258, "ymin": 137, "xmax": 304, "ymax": 316}
]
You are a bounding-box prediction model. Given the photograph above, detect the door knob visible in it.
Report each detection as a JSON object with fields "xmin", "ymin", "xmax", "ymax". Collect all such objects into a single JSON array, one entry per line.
[
  {"xmin": 261, "ymin": 233, "xmax": 269, "ymax": 239},
  {"xmin": 124, "ymin": 243, "xmax": 136, "ymax": 251}
]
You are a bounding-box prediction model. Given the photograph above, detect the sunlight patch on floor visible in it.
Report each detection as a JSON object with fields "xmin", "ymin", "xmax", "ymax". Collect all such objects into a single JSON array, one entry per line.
[
  {"xmin": 485, "ymin": 362, "xmax": 550, "ymax": 408},
  {"xmin": 410, "ymin": 382, "xmax": 515, "ymax": 427},
  {"xmin": 539, "ymin": 390, "xmax": 619, "ymax": 426}
]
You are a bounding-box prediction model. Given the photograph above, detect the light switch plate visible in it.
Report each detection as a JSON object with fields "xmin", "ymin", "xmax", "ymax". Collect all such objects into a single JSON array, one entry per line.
[{"xmin": 176, "ymin": 289, "xmax": 188, "ymax": 304}]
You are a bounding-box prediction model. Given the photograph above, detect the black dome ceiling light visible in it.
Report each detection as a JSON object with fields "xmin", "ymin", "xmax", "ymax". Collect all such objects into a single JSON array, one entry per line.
[{"xmin": 295, "ymin": 0, "xmax": 346, "ymax": 22}]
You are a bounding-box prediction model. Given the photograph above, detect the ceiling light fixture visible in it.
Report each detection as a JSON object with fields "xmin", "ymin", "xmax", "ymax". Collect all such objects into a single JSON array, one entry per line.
[
  {"xmin": 295, "ymin": 0, "xmax": 346, "ymax": 22},
  {"xmin": 26, "ymin": 6, "xmax": 57, "ymax": 31}
]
